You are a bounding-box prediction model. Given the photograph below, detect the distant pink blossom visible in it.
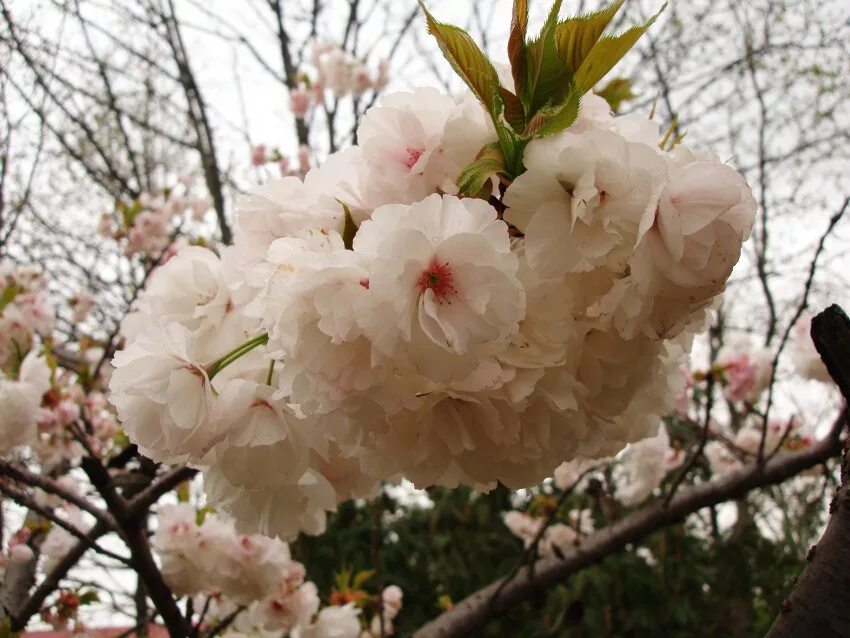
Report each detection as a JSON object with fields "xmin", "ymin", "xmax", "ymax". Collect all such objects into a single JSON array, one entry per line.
[
  {"xmin": 290, "ymin": 88, "xmax": 311, "ymax": 118},
  {"xmin": 251, "ymin": 144, "xmax": 268, "ymax": 167},
  {"xmin": 298, "ymin": 145, "xmax": 311, "ymax": 173},
  {"xmin": 723, "ymin": 354, "xmax": 760, "ymax": 402}
]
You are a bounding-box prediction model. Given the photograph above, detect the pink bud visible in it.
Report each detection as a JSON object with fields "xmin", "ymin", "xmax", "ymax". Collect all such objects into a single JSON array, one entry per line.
[
  {"xmin": 9, "ymin": 544, "xmax": 34, "ymax": 564},
  {"xmin": 278, "ymin": 157, "xmax": 291, "ymax": 177},
  {"xmin": 374, "ymin": 58, "xmax": 390, "ymax": 90},
  {"xmin": 250, "ymin": 145, "xmax": 268, "ymax": 167},
  {"xmin": 353, "ymin": 68, "xmax": 372, "ymax": 95},
  {"xmin": 290, "ymin": 88, "xmax": 311, "ymax": 119},
  {"xmin": 97, "ymin": 213, "xmax": 113, "ymax": 238},
  {"xmin": 191, "ymin": 197, "xmax": 210, "ymax": 221},
  {"xmin": 57, "ymin": 400, "xmax": 80, "ymax": 425},
  {"xmin": 298, "ymin": 145, "xmax": 311, "ymax": 174},
  {"xmin": 312, "ymin": 83, "xmax": 326, "ymax": 105}
]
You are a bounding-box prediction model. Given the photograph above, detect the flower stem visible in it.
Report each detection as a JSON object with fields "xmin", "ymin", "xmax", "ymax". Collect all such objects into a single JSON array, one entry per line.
[{"xmin": 207, "ymin": 333, "xmax": 269, "ymax": 380}]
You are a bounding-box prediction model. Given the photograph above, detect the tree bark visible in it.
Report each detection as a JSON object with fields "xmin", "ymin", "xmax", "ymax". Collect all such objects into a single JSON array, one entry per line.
[{"xmin": 766, "ymin": 305, "xmax": 850, "ymax": 637}]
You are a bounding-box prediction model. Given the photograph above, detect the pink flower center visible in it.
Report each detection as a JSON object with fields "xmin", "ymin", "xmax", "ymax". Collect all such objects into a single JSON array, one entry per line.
[
  {"xmin": 404, "ymin": 147, "xmax": 425, "ymax": 170},
  {"xmin": 417, "ymin": 259, "xmax": 457, "ymax": 303}
]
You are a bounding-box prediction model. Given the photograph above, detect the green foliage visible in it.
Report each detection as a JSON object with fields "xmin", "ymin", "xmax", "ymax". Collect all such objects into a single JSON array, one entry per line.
[
  {"xmin": 419, "ymin": 0, "xmax": 665, "ymax": 192},
  {"xmin": 295, "ymin": 479, "xmax": 825, "ymax": 637},
  {"xmin": 457, "ymin": 142, "xmax": 507, "ymax": 198},
  {"xmin": 341, "ymin": 202, "xmax": 357, "ymax": 250},
  {"xmin": 117, "ymin": 198, "xmax": 142, "ymax": 228},
  {"xmin": 594, "ymin": 76, "xmax": 637, "ymax": 112},
  {"xmin": 77, "ymin": 589, "xmax": 100, "ymax": 606},
  {"xmin": 0, "ymin": 282, "xmax": 22, "ymax": 313},
  {"xmin": 554, "ymin": 1, "xmax": 625, "ymax": 73}
]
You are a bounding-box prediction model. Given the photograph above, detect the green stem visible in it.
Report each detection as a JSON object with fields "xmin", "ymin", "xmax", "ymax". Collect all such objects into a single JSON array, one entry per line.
[
  {"xmin": 207, "ymin": 333, "xmax": 269, "ymax": 380},
  {"xmin": 265, "ymin": 359, "xmax": 275, "ymax": 386}
]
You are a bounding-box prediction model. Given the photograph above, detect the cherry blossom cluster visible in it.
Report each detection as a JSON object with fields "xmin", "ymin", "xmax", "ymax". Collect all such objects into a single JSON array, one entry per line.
[
  {"xmin": 0, "ymin": 266, "xmax": 53, "ymax": 456},
  {"xmin": 0, "ymin": 266, "xmax": 124, "ymax": 467},
  {"xmin": 309, "ymin": 43, "xmax": 389, "ymax": 103},
  {"xmin": 250, "ymin": 144, "xmax": 312, "ymax": 179},
  {"xmin": 0, "ymin": 528, "xmax": 37, "ymax": 576},
  {"xmin": 152, "ymin": 505, "xmax": 402, "ymax": 637},
  {"xmin": 109, "ymin": 81, "xmax": 758, "ymax": 540},
  {"xmin": 503, "ymin": 506, "xmax": 595, "ymax": 559},
  {"xmin": 0, "ymin": 265, "xmax": 52, "ymax": 369},
  {"xmin": 98, "ymin": 178, "xmax": 211, "ymax": 258},
  {"xmin": 704, "ymin": 417, "xmax": 810, "ymax": 476}
]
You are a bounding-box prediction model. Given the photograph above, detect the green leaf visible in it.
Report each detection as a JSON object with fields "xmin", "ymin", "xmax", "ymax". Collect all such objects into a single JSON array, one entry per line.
[
  {"xmin": 457, "ymin": 142, "xmax": 506, "ymax": 198},
  {"xmin": 352, "ymin": 569, "xmax": 375, "ymax": 590},
  {"xmin": 596, "ymin": 76, "xmax": 637, "ymax": 111},
  {"xmin": 78, "ymin": 590, "xmax": 100, "ymax": 606},
  {"xmin": 493, "ymin": 121, "xmax": 523, "ymax": 178},
  {"xmin": 341, "ymin": 202, "xmax": 357, "ymax": 250},
  {"xmin": 119, "ymin": 199, "xmax": 142, "ymax": 228},
  {"xmin": 176, "ymin": 480, "xmax": 191, "ymax": 503},
  {"xmin": 554, "ymin": 0, "xmax": 625, "ymax": 72},
  {"xmin": 508, "ymin": 0, "xmax": 529, "ymax": 101},
  {"xmin": 335, "ymin": 566, "xmax": 353, "ymax": 591},
  {"xmin": 419, "ymin": 2, "xmax": 502, "ymax": 120},
  {"xmin": 195, "ymin": 506, "xmax": 215, "ymax": 526},
  {"xmin": 524, "ymin": 0, "xmax": 572, "ymax": 113},
  {"xmin": 574, "ymin": 3, "xmax": 667, "ymax": 91},
  {"xmin": 522, "ymin": 83, "xmax": 581, "ymax": 138},
  {"xmin": 0, "ymin": 282, "xmax": 22, "ymax": 313}
]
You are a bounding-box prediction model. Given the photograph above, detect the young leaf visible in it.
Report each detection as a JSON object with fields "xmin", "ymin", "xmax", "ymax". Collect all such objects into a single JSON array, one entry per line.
[
  {"xmin": 554, "ymin": 0, "xmax": 625, "ymax": 72},
  {"xmin": 574, "ymin": 4, "xmax": 667, "ymax": 91},
  {"xmin": 176, "ymin": 480, "xmax": 191, "ymax": 503},
  {"xmin": 419, "ymin": 1, "xmax": 502, "ymax": 119},
  {"xmin": 0, "ymin": 282, "xmax": 21, "ymax": 313},
  {"xmin": 352, "ymin": 569, "xmax": 375, "ymax": 590},
  {"xmin": 340, "ymin": 202, "xmax": 357, "ymax": 250},
  {"xmin": 500, "ymin": 87, "xmax": 526, "ymax": 130},
  {"xmin": 596, "ymin": 76, "xmax": 637, "ymax": 111},
  {"xmin": 457, "ymin": 142, "xmax": 506, "ymax": 198},
  {"xmin": 508, "ymin": 0, "xmax": 529, "ymax": 100},
  {"xmin": 493, "ymin": 119, "xmax": 524, "ymax": 178},
  {"xmin": 524, "ymin": 0, "xmax": 571, "ymax": 113},
  {"xmin": 195, "ymin": 506, "xmax": 215, "ymax": 526},
  {"xmin": 523, "ymin": 84, "xmax": 581, "ymax": 138},
  {"xmin": 78, "ymin": 590, "xmax": 100, "ymax": 606}
]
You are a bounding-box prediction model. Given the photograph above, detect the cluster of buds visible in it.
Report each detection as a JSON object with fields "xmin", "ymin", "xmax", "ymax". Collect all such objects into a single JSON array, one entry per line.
[
  {"xmin": 39, "ymin": 588, "xmax": 98, "ymax": 631},
  {"xmin": 250, "ymin": 144, "xmax": 312, "ymax": 177},
  {"xmin": 0, "ymin": 266, "xmax": 53, "ymax": 370},
  {"xmin": 311, "ymin": 43, "xmax": 389, "ymax": 101},
  {"xmin": 98, "ymin": 177, "xmax": 211, "ymax": 258},
  {"xmin": 327, "ymin": 569, "xmax": 404, "ymax": 637}
]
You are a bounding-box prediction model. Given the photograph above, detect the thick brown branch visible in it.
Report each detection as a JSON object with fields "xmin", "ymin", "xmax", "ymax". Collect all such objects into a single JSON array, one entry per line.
[
  {"xmin": 413, "ymin": 424, "xmax": 843, "ymax": 638},
  {"xmin": 121, "ymin": 519, "xmax": 190, "ymax": 638},
  {"xmin": 765, "ymin": 304, "xmax": 850, "ymax": 636},
  {"xmin": 127, "ymin": 466, "xmax": 197, "ymax": 516}
]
